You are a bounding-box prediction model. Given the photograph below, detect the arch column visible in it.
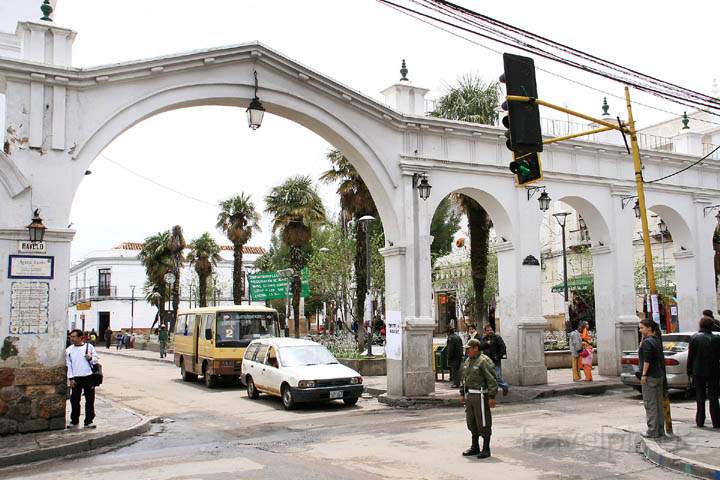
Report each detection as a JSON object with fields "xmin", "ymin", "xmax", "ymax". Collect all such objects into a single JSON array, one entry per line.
[
  {"xmin": 692, "ymin": 199, "xmax": 718, "ymax": 318},
  {"xmin": 382, "ymin": 172, "xmax": 434, "ymax": 398},
  {"xmin": 498, "ymin": 191, "xmax": 546, "ymax": 386},
  {"xmin": 674, "ymin": 250, "xmax": 698, "ymax": 331}
]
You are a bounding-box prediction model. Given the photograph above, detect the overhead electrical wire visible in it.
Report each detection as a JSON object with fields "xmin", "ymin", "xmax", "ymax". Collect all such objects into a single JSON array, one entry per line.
[
  {"xmin": 643, "ymin": 145, "xmax": 720, "ymax": 184},
  {"xmin": 379, "ymin": 0, "xmax": 720, "ymax": 127},
  {"xmin": 376, "ymin": 0, "xmax": 720, "ymax": 121}
]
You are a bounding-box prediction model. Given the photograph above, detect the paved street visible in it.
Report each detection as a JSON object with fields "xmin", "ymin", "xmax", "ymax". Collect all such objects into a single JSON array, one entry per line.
[{"xmin": 0, "ymin": 354, "xmax": 704, "ymax": 479}]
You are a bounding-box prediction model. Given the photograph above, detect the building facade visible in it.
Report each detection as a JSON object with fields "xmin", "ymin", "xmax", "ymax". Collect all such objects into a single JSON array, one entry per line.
[{"xmin": 66, "ymin": 242, "xmax": 265, "ymax": 336}]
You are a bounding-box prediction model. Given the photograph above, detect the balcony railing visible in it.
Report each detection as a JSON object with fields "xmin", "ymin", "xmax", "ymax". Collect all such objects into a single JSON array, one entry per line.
[{"xmin": 68, "ymin": 285, "xmax": 118, "ymax": 304}]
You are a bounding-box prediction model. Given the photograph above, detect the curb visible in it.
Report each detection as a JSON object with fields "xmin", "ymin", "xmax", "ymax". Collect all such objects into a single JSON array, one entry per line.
[
  {"xmin": 102, "ymin": 349, "xmax": 173, "ymax": 365},
  {"xmin": 0, "ymin": 409, "xmax": 156, "ymax": 468},
  {"xmin": 371, "ymin": 381, "xmax": 625, "ymax": 408},
  {"xmin": 641, "ymin": 436, "xmax": 720, "ymax": 480}
]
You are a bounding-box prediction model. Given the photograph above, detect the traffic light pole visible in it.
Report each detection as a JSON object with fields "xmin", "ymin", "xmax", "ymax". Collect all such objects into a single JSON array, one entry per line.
[{"xmin": 507, "ymin": 89, "xmax": 673, "ymax": 435}]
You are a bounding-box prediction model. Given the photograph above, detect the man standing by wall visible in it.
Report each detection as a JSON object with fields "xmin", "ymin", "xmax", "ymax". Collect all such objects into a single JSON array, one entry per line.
[
  {"xmin": 459, "ymin": 339, "xmax": 498, "ymax": 459},
  {"xmin": 65, "ymin": 329, "xmax": 99, "ymax": 429},
  {"xmin": 687, "ymin": 316, "xmax": 720, "ymax": 428},
  {"xmin": 638, "ymin": 319, "xmax": 665, "ymax": 438},
  {"xmin": 446, "ymin": 327, "xmax": 463, "ymax": 388},
  {"xmin": 481, "ymin": 325, "xmax": 509, "ymax": 396}
]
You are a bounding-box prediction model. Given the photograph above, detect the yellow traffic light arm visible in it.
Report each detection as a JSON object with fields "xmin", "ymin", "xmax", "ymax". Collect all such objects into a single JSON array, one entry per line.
[
  {"xmin": 542, "ymin": 125, "xmax": 616, "ymax": 145},
  {"xmin": 506, "ymin": 95, "xmax": 627, "ymax": 132}
]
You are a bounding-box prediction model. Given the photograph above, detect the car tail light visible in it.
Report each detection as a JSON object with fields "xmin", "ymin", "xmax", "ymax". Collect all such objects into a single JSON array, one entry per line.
[
  {"xmin": 665, "ymin": 358, "xmax": 679, "ymax": 366},
  {"xmin": 621, "ymin": 357, "xmax": 639, "ymax": 365},
  {"xmin": 350, "ymin": 376, "xmax": 363, "ymax": 385}
]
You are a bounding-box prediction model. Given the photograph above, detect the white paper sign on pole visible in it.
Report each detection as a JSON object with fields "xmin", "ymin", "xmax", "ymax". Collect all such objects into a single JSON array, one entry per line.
[
  {"xmin": 386, "ymin": 310, "xmax": 402, "ymax": 360},
  {"xmin": 651, "ymin": 294, "xmax": 660, "ymax": 324}
]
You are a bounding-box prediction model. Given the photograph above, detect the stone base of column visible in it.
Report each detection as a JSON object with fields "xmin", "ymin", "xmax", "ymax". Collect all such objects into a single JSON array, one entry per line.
[
  {"xmin": 516, "ymin": 318, "xmax": 548, "ymax": 386},
  {"xmin": 386, "ymin": 316, "xmax": 435, "ymax": 397},
  {"xmin": 597, "ymin": 315, "xmax": 639, "ymax": 376},
  {"xmin": 0, "ymin": 365, "xmax": 67, "ymax": 435}
]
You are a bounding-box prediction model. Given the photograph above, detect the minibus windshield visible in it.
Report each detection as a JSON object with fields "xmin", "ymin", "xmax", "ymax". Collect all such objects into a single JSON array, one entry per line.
[{"xmin": 215, "ymin": 311, "xmax": 277, "ymax": 347}]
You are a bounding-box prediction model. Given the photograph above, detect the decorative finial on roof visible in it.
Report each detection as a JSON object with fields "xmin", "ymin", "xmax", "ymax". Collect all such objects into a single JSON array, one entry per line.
[
  {"xmin": 40, "ymin": 0, "xmax": 53, "ymax": 22},
  {"xmin": 601, "ymin": 97, "xmax": 609, "ymax": 116},
  {"xmin": 400, "ymin": 59, "xmax": 409, "ymax": 81},
  {"xmin": 682, "ymin": 111, "xmax": 690, "ymax": 129}
]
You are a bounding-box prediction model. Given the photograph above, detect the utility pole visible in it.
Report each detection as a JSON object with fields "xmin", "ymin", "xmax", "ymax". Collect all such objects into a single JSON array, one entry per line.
[
  {"xmin": 623, "ymin": 86, "xmax": 673, "ymax": 435},
  {"xmin": 130, "ymin": 285, "xmax": 135, "ymax": 334}
]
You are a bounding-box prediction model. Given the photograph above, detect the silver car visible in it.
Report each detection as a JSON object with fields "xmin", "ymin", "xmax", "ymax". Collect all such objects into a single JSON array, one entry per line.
[{"xmin": 620, "ymin": 332, "xmax": 720, "ymax": 391}]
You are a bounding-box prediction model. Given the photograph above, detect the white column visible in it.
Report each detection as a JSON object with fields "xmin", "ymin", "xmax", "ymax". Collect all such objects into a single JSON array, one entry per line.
[
  {"xmin": 692, "ymin": 200, "xmax": 718, "ymax": 317},
  {"xmin": 674, "ymin": 250, "xmax": 698, "ymax": 331}
]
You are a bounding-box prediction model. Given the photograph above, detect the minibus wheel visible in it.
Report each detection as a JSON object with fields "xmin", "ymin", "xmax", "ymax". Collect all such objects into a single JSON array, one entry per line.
[
  {"xmin": 204, "ymin": 372, "xmax": 218, "ymax": 388},
  {"xmin": 180, "ymin": 359, "xmax": 197, "ymax": 382}
]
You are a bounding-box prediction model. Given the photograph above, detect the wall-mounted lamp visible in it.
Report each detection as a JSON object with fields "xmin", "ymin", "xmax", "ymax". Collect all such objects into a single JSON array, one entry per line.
[
  {"xmin": 703, "ymin": 204, "xmax": 720, "ymax": 218},
  {"xmin": 412, "ymin": 172, "xmax": 431, "ymax": 200},
  {"xmin": 27, "ymin": 209, "xmax": 47, "ymax": 243},
  {"xmin": 246, "ymin": 70, "xmax": 266, "ymax": 130},
  {"xmin": 526, "ymin": 185, "xmax": 550, "ymax": 211},
  {"xmin": 621, "ymin": 195, "xmax": 638, "ymax": 211}
]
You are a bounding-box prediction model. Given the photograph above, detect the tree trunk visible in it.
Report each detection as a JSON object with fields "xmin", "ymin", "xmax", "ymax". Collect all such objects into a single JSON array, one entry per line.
[
  {"xmin": 467, "ymin": 199, "xmax": 490, "ymax": 329},
  {"xmin": 290, "ymin": 245, "xmax": 303, "ymax": 338},
  {"xmin": 355, "ymin": 220, "xmax": 369, "ymax": 352},
  {"xmin": 233, "ymin": 243, "xmax": 244, "ymax": 305},
  {"xmin": 199, "ymin": 273, "xmax": 208, "ymax": 307},
  {"xmin": 171, "ymin": 267, "xmax": 180, "ymax": 331}
]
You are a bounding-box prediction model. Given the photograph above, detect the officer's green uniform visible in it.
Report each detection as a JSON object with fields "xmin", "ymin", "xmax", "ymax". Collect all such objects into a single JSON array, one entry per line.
[
  {"xmin": 460, "ymin": 341, "xmax": 498, "ymax": 458},
  {"xmin": 158, "ymin": 328, "xmax": 168, "ymax": 358}
]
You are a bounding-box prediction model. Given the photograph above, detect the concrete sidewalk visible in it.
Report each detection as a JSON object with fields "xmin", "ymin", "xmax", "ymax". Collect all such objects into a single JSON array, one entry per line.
[
  {"xmin": 101, "ymin": 347, "xmax": 173, "ymax": 364},
  {"xmin": 367, "ymin": 366, "xmax": 625, "ymax": 407},
  {"xmin": 0, "ymin": 396, "xmax": 155, "ymax": 468}
]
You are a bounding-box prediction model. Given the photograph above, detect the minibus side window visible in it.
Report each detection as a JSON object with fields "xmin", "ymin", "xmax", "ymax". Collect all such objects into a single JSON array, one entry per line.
[{"xmin": 175, "ymin": 315, "xmax": 186, "ymax": 335}]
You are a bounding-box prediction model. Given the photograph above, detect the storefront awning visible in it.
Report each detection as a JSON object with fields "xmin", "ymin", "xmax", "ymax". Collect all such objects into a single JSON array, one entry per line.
[{"xmin": 551, "ymin": 275, "xmax": 593, "ymax": 293}]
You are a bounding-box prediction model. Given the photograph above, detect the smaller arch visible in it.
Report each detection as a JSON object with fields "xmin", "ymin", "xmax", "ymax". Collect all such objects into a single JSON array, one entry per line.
[
  {"xmin": 647, "ymin": 204, "xmax": 693, "ymax": 252},
  {"xmin": 431, "ymin": 187, "xmax": 514, "ymax": 243},
  {"xmin": 556, "ymin": 195, "xmax": 611, "ymax": 247}
]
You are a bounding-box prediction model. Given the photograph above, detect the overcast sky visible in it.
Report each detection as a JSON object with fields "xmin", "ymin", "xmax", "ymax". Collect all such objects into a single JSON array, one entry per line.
[{"xmin": 37, "ymin": 0, "xmax": 718, "ymax": 260}]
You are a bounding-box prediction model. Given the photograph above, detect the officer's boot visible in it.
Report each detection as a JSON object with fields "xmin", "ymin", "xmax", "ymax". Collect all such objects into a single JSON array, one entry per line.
[
  {"xmin": 477, "ymin": 435, "xmax": 491, "ymax": 459},
  {"xmin": 462, "ymin": 435, "xmax": 480, "ymax": 456}
]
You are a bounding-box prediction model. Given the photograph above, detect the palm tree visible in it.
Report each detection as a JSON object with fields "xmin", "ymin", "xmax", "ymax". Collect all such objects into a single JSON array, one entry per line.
[
  {"xmin": 217, "ymin": 193, "xmax": 260, "ymax": 304},
  {"xmin": 265, "ymin": 175, "xmax": 326, "ymax": 337},
  {"xmin": 320, "ymin": 149, "xmax": 377, "ymax": 348},
  {"xmin": 187, "ymin": 233, "xmax": 221, "ymax": 307},
  {"xmin": 138, "ymin": 230, "xmax": 172, "ymax": 329},
  {"xmin": 432, "ymin": 75, "xmax": 500, "ymax": 327},
  {"xmin": 167, "ymin": 225, "xmax": 186, "ymax": 329}
]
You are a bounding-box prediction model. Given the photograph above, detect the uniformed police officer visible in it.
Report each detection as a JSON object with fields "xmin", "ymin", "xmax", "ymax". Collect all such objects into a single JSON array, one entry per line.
[{"xmin": 459, "ymin": 338, "xmax": 498, "ymax": 459}]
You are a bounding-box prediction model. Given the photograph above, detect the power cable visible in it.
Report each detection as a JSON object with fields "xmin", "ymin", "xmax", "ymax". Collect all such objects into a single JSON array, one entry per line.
[
  {"xmin": 378, "ymin": 0, "xmax": 720, "ymax": 118},
  {"xmin": 99, "ymin": 153, "xmax": 217, "ymax": 207},
  {"xmin": 643, "ymin": 145, "xmax": 720, "ymax": 184},
  {"xmin": 380, "ymin": 0, "xmax": 720, "ymax": 127}
]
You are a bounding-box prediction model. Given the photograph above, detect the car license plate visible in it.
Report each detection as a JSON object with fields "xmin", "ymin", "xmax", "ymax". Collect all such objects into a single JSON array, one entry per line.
[{"xmin": 330, "ymin": 390, "xmax": 343, "ymax": 399}]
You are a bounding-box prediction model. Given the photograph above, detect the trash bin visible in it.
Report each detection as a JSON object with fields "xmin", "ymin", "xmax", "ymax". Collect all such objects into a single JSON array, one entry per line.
[{"xmin": 434, "ymin": 345, "xmax": 447, "ymax": 381}]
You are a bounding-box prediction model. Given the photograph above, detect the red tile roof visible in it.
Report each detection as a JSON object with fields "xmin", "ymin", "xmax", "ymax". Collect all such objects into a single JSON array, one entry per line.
[{"xmin": 113, "ymin": 242, "xmax": 265, "ymax": 255}]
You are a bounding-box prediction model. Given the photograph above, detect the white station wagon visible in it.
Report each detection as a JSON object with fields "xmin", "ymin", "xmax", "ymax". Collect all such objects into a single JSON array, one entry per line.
[{"xmin": 241, "ymin": 338, "xmax": 364, "ymax": 410}]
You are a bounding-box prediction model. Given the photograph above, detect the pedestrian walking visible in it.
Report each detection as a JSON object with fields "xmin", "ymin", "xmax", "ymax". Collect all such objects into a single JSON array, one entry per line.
[
  {"xmin": 103, "ymin": 327, "xmax": 113, "ymax": 349},
  {"xmin": 459, "ymin": 339, "xmax": 498, "ymax": 459},
  {"xmin": 638, "ymin": 319, "xmax": 666, "ymax": 438},
  {"xmin": 569, "ymin": 322, "xmax": 583, "ymax": 381},
  {"xmin": 466, "ymin": 324, "xmax": 480, "ymax": 342},
  {"xmin": 579, "ymin": 321, "xmax": 591, "ymax": 343},
  {"xmin": 446, "ymin": 327, "xmax": 463, "ymax": 388},
  {"xmin": 687, "ymin": 316, "xmax": 720, "ymax": 428},
  {"xmin": 115, "ymin": 331, "xmax": 124, "ymax": 350},
  {"xmin": 481, "ymin": 325, "xmax": 509, "ymax": 396},
  {"xmin": 158, "ymin": 324, "xmax": 169, "ymax": 359},
  {"xmin": 580, "ymin": 340, "xmax": 593, "ymax": 382},
  {"xmin": 702, "ymin": 309, "xmax": 720, "ymax": 332},
  {"xmin": 65, "ymin": 328, "xmax": 98, "ymax": 429},
  {"xmin": 89, "ymin": 328, "xmax": 97, "ymax": 346}
]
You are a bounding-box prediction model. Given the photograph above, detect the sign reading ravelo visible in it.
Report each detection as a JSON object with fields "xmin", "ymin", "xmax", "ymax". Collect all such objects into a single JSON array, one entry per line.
[{"xmin": 248, "ymin": 268, "xmax": 309, "ymax": 301}]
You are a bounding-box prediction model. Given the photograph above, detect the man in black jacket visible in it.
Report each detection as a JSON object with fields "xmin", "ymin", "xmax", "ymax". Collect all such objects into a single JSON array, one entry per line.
[
  {"xmin": 688, "ymin": 316, "xmax": 720, "ymax": 428},
  {"xmin": 702, "ymin": 309, "xmax": 720, "ymax": 332},
  {"xmin": 446, "ymin": 327, "xmax": 463, "ymax": 388},
  {"xmin": 481, "ymin": 325, "xmax": 509, "ymax": 396}
]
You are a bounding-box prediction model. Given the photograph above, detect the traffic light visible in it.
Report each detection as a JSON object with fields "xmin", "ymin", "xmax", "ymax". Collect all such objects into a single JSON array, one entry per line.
[
  {"xmin": 500, "ymin": 53, "xmax": 543, "ymax": 154},
  {"xmin": 509, "ymin": 151, "xmax": 543, "ymax": 185}
]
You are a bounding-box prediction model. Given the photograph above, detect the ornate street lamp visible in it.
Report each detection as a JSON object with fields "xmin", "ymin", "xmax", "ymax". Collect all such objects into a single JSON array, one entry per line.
[
  {"xmin": 552, "ymin": 212, "xmax": 571, "ymax": 308},
  {"xmin": 246, "ymin": 70, "xmax": 266, "ymax": 130},
  {"xmin": 358, "ymin": 215, "xmax": 375, "ymax": 356},
  {"xmin": 538, "ymin": 191, "xmax": 551, "ymax": 212},
  {"xmin": 27, "ymin": 209, "xmax": 46, "ymax": 243},
  {"xmin": 412, "ymin": 173, "xmax": 431, "ymax": 200}
]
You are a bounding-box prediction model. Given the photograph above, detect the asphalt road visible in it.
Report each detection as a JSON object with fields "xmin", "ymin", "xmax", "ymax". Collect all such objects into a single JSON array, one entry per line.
[{"xmin": 0, "ymin": 354, "xmax": 698, "ymax": 480}]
